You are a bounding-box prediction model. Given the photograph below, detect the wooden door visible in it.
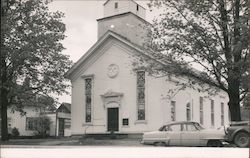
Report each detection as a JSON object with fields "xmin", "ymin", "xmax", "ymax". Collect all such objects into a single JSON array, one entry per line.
[
  {"xmin": 107, "ymin": 108, "xmax": 119, "ymax": 132},
  {"xmin": 58, "ymin": 118, "xmax": 65, "ymax": 137}
]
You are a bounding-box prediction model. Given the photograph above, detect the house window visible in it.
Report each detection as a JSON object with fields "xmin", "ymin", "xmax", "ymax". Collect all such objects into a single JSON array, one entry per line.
[
  {"xmin": 137, "ymin": 71, "xmax": 145, "ymax": 120},
  {"xmin": 114, "ymin": 2, "xmax": 118, "ymax": 9},
  {"xmin": 26, "ymin": 117, "xmax": 37, "ymax": 130},
  {"xmin": 136, "ymin": 4, "xmax": 139, "ymax": 11},
  {"xmin": 221, "ymin": 102, "xmax": 224, "ymax": 126},
  {"xmin": 211, "ymin": 99, "xmax": 215, "ymax": 126},
  {"xmin": 199, "ymin": 97, "xmax": 204, "ymax": 125},
  {"xmin": 186, "ymin": 103, "xmax": 191, "ymax": 121},
  {"xmin": 64, "ymin": 119, "xmax": 71, "ymax": 128},
  {"xmin": 85, "ymin": 78, "xmax": 92, "ymax": 123},
  {"xmin": 122, "ymin": 118, "xmax": 129, "ymax": 126},
  {"xmin": 171, "ymin": 101, "xmax": 176, "ymax": 121}
]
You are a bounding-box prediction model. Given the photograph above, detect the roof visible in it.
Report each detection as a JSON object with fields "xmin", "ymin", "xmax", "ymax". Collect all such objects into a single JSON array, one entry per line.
[
  {"xmin": 96, "ymin": 12, "xmax": 151, "ymax": 26},
  {"xmin": 65, "ymin": 30, "xmax": 156, "ymax": 80},
  {"xmin": 65, "ymin": 30, "xmax": 216, "ymax": 89},
  {"xmin": 57, "ymin": 102, "xmax": 71, "ymax": 113},
  {"xmin": 103, "ymin": 0, "xmax": 146, "ymax": 10}
]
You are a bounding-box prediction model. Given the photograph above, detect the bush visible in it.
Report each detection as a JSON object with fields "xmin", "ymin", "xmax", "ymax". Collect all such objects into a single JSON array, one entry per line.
[
  {"xmin": 11, "ymin": 127, "xmax": 20, "ymax": 138},
  {"xmin": 33, "ymin": 116, "xmax": 51, "ymax": 138}
]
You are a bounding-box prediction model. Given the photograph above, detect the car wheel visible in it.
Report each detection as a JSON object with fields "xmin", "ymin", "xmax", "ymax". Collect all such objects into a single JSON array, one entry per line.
[
  {"xmin": 207, "ymin": 140, "xmax": 223, "ymax": 147},
  {"xmin": 154, "ymin": 142, "xmax": 166, "ymax": 146},
  {"xmin": 234, "ymin": 131, "xmax": 249, "ymax": 147}
]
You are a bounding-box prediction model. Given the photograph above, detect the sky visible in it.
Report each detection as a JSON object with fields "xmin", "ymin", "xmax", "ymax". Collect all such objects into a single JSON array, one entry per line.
[{"xmin": 48, "ymin": 0, "xmax": 155, "ymax": 104}]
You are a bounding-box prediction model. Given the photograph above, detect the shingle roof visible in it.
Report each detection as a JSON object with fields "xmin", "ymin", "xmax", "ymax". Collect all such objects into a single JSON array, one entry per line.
[{"xmin": 57, "ymin": 102, "xmax": 71, "ymax": 113}]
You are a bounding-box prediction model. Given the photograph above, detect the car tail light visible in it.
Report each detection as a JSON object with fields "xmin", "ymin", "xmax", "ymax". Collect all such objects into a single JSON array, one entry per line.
[{"xmin": 224, "ymin": 126, "xmax": 229, "ymax": 135}]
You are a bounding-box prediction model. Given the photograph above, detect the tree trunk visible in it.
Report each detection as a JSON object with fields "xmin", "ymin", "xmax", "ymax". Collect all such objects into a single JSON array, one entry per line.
[
  {"xmin": 0, "ymin": 35, "xmax": 9, "ymax": 141},
  {"xmin": 1, "ymin": 88, "xmax": 9, "ymax": 141},
  {"xmin": 0, "ymin": 58, "xmax": 9, "ymax": 141},
  {"xmin": 228, "ymin": 81, "xmax": 241, "ymax": 121}
]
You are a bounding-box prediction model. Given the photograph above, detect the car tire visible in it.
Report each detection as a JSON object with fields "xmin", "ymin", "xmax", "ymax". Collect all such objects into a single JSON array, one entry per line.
[
  {"xmin": 207, "ymin": 140, "xmax": 223, "ymax": 147},
  {"xmin": 233, "ymin": 131, "xmax": 249, "ymax": 148},
  {"xmin": 154, "ymin": 142, "xmax": 166, "ymax": 147}
]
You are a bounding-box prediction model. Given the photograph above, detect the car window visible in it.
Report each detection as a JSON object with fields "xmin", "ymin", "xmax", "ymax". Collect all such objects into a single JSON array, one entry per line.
[
  {"xmin": 183, "ymin": 123, "xmax": 198, "ymax": 131},
  {"xmin": 159, "ymin": 125, "xmax": 166, "ymax": 131},
  {"xmin": 169, "ymin": 124, "xmax": 181, "ymax": 131},
  {"xmin": 193, "ymin": 122, "xmax": 204, "ymax": 130}
]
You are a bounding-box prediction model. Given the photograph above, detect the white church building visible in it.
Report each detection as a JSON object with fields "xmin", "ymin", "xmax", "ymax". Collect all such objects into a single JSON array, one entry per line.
[{"xmin": 65, "ymin": 0, "xmax": 230, "ymax": 136}]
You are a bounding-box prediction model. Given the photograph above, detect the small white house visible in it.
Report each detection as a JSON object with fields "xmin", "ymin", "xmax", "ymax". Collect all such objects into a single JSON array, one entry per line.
[
  {"xmin": 65, "ymin": 0, "xmax": 230, "ymax": 136},
  {"xmin": 7, "ymin": 106, "xmax": 42, "ymax": 136},
  {"xmin": 6, "ymin": 103, "xmax": 71, "ymax": 137}
]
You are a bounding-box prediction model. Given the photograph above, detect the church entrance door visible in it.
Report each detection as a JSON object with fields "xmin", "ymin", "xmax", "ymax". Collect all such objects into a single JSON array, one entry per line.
[{"xmin": 107, "ymin": 108, "xmax": 119, "ymax": 132}]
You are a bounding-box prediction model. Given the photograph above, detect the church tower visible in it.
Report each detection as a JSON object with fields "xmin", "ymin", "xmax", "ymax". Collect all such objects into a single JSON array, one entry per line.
[{"xmin": 97, "ymin": 0, "xmax": 150, "ymax": 46}]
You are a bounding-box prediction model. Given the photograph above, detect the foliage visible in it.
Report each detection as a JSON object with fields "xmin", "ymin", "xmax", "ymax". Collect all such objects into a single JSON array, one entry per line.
[
  {"xmin": 143, "ymin": 0, "xmax": 249, "ymax": 121},
  {"xmin": 33, "ymin": 116, "xmax": 51, "ymax": 138},
  {"xmin": 11, "ymin": 127, "xmax": 20, "ymax": 138},
  {"xmin": 1, "ymin": 0, "xmax": 72, "ymax": 140}
]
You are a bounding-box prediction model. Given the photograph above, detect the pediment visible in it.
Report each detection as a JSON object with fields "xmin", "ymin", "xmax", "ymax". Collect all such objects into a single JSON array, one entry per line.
[
  {"xmin": 101, "ymin": 90, "xmax": 123, "ymax": 108},
  {"xmin": 65, "ymin": 30, "xmax": 148, "ymax": 81}
]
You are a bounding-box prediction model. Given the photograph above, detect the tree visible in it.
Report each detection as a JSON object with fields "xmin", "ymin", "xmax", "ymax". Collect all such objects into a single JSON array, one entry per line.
[
  {"xmin": 1, "ymin": 0, "xmax": 72, "ymax": 141},
  {"xmin": 143, "ymin": 0, "xmax": 249, "ymax": 121},
  {"xmin": 33, "ymin": 116, "xmax": 52, "ymax": 138}
]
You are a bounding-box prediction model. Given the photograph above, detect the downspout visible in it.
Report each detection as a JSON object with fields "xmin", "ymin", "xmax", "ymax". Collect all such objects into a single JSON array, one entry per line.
[
  {"xmin": 191, "ymin": 98, "xmax": 194, "ymax": 121},
  {"xmin": 55, "ymin": 111, "xmax": 58, "ymax": 137}
]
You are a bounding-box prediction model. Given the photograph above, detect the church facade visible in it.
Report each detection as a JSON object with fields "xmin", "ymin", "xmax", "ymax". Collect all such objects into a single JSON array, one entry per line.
[{"xmin": 65, "ymin": 0, "xmax": 230, "ymax": 136}]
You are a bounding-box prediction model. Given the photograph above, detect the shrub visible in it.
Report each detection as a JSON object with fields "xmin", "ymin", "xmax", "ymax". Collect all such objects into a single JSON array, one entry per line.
[
  {"xmin": 11, "ymin": 127, "xmax": 20, "ymax": 138},
  {"xmin": 33, "ymin": 116, "xmax": 51, "ymax": 138}
]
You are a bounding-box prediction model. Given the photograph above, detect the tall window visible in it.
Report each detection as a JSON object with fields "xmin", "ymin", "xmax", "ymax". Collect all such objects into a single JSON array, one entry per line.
[
  {"xmin": 85, "ymin": 78, "xmax": 92, "ymax": 123},
  {"xmin": 114, "ymin": 2, "xmax": 118, "ymax": 9},
  {"xmin": 186, "ymin": 103, "xmax": 191, "ymax": 121},
  {"xmin": 211, "ymin": 99, "xmax": 215, "ymax": 126},
  {"xmin": 171, "ymin": 101, "xmax": 176, "ymax": 121},
  {"xmin": 137, "ymin": 71, "xmax": 145, "ymax": 120},
  {"xmin": 199, "ymin": 97, "xmax": 204, "ymax": 125},
  {"xmin": 136, "ymin": 4, "xmax": 139, "ymax": 11},
  {"xmin": 221, "ymin": 102, "xmax": 225, "ymax": 126}
]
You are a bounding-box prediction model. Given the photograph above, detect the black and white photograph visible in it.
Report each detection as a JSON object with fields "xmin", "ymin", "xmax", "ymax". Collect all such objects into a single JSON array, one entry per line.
[{"xmin": 0, "ymin": 0, "xmax": 249, "ymax": 158}]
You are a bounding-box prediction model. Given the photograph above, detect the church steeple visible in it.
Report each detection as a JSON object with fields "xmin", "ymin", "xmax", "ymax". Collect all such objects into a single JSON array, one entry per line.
[
  {"xmin": 103, "ymin": 0, "xmax": 146, "ymax": 19},
  {"xmin": 97, "ymin": 0, "xmax": 149, "ymax": 46}
]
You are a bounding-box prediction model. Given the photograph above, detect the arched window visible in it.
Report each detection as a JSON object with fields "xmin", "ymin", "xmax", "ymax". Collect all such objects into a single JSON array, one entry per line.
[
  {"xmin": 171, "ymin": 101, "xmax": 176, "ymax": 121},
  {"xmin": 199, "ymin": 97, "xmax": 204, "ymax": 124},
  {"xmin": 137, "ymin": 71, "xmax": 145, "ymax": 120},
  {"xmin": 211, "ymin": 99, "xmax": 215, "ymax": 126},
  {"xmin": 85, "ymin": 78, "xmax": 92, "ymax": 123},
  {"xmin": 186, "ymin": 103, "xmax": 191, "ymax": 121}
]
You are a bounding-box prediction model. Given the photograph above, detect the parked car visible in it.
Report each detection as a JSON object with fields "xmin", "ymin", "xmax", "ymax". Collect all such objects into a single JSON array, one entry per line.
[
  {"xmin": 226, "ymin": 121, "xmax": 250, "ymax": 147},
  {"xmin": 141, "ymin": 121, "xmax": 226, "ymax": 147}
]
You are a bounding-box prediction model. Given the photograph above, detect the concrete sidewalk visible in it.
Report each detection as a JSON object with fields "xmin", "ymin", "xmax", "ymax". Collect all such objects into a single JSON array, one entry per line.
[{"xmin": 0, "ymin": 137, "xmax": 143, "ymax": 146}]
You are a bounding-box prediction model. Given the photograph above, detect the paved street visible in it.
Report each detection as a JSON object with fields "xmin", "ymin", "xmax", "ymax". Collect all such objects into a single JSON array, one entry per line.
[
  {"xmin": 1, "ymin": 138, "xmax": 249, "ymax": 158},
  {"xmin": 1, "ymin": 146, "xmax": 249, "ymax": 158}
]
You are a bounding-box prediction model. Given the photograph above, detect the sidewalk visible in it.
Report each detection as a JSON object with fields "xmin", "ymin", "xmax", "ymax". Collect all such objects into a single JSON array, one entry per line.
[{"xmin": 0, "ymin": 137, "xmax": 143, "ymax": 147}]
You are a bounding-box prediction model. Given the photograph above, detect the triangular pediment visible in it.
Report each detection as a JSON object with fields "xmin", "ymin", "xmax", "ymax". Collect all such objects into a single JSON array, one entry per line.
[{"xmin": 65, "ymin": 30, "xmax": 150, "ymax": 80}]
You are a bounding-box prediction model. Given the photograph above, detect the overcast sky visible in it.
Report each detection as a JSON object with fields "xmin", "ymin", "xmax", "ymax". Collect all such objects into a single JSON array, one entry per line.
[{"xmin": 48, "ymin": 0, "xmax": 155, "ymax": 104}]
